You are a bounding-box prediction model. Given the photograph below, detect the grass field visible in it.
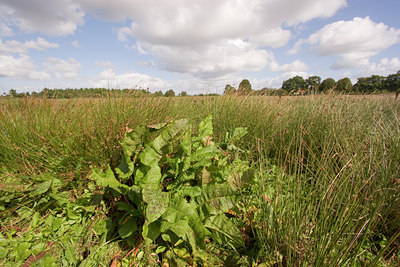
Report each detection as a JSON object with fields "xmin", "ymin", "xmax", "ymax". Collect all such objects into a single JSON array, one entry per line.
[{"xmin": 1, "ymin": 95, "xmax": 399, "ymax": 266}]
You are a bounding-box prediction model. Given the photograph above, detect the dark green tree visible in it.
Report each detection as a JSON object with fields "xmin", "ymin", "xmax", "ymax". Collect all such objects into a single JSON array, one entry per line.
[
  {"xmin": 9, "ymin": 89, "xmax": 17, "ymax": 97},
  {"xmin": 152, "ymin": 90, "xmax": 164, "ymax": 97},
  {"xmin": 305, "ymin": 76, "xmax": 321, "ymax": 92},
  {"xmin": 385, "ymin": 70, "xmax": 400, "ymax": 99},
  {"xmin": 320, "ymin": 78, "xmax": 336, "ymax": 92},
  {"xmin": 223, "ymin": 84, "xmax": 236, "ymax": 95},
  {"xmin": 164, "ymin": 89, "xmax": 175, "ymax": 97},
  {"xmin": 282, "ymin": 76, "xmax": 306, "ymax": 93},
  {"xmin": 353, "ymin": 75, "xmax": 384, "ymax": 93},
  {"xmin": 178, "ymin": 91, "xmax": 188, "ymax": 96},
  {"xmin": 238, "ymin": 79, "xmax": 252, "ymax": 95},
  {"xmin": 335, "ymin": 77, "xmax": 353, "ymax": 93}
]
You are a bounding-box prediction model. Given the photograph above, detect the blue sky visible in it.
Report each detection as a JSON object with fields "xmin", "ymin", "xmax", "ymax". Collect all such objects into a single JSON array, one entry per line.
[{"xmin": 1, "ymin": 0, "xmax": 399, "ymax": 95}]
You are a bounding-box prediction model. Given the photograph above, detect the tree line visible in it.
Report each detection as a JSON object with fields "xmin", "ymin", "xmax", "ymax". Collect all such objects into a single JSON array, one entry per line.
[
  {"xmin": 3, "ymin": 70, "xmax": 399, "ymax": 99},
  {"xmin": 224, "ymin": 70, "xmax": 400, "ymax": 98},
  {"xmin": 4, "ymin": 88, "xmax": 192, "ymax": 99}
]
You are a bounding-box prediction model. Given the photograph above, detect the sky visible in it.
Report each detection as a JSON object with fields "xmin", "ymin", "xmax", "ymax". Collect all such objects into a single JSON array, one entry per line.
[{"xmin": 0, "ymin": 0, "xmax": 399, "ymax": 95}]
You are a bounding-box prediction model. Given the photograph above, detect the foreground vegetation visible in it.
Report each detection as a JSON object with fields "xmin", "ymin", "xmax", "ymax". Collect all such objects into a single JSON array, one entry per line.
[{"xmin": 0, "ymin": 95, "xmax": 399, "ymax": 266}]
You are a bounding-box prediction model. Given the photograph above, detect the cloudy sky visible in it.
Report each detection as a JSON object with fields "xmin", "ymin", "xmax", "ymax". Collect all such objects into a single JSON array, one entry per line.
[{"xmin": 1, "ymin": 0, "xmax": 399, "ymax": 94}]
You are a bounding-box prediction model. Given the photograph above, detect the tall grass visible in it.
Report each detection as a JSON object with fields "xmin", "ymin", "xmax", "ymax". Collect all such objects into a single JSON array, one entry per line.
[{"xmin": 1, "ymin": 95, "xmax": 399, "ymax": 265}]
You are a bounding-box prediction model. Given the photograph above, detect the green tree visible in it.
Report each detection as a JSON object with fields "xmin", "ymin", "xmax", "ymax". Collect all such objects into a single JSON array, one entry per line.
[
  {"xmin": 320, "ymin": 78, "xmax": 335, "ymax": 92},
  {"xmin": 238, "ymin": 79, "xmax": 252, "ymax": 95},
  {"xmin": 164, "ymin": 89, "xmax": 175, "ymax": 97},
  {"xmin": 152, "ymin": 90, "xmax": 164, "ymax": 97},
  {"xmin": 9, "ymin": 89, "xmax": 17, "ymax": 97},
  {"xmin": 305, "ymin": 76, "xmax": 321, "ymax": 92},
  {"xmin": 335, "ymin": 77, "xmax": 353, "ymax": 93},
  {"xmin": 353, "ymin": 75, "xmax": 384, "ymax": 94},
  {"xmin": 282, "ymin": 76, "xmax": 306, "ymax": 93},
  {"xmin": 223, "ymin": 84, "xmax": 236, "ymax": 95},
  {"xmin": 178, "ymin": 91, "xmax": 188, "ymax": 96},
  {"xmin": 385, "ymin": 70, "xmax": 400, "ymax": 99}
]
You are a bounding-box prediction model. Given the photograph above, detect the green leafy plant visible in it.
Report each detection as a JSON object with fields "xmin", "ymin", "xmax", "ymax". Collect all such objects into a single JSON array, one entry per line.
[{"xmin": 90, "ymin": 115, "xmax": 254, "ymax": 263}]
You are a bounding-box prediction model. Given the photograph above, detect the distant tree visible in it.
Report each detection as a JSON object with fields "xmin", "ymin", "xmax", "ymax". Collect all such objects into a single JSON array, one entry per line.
[
  {"xmin": 178, "ymin": 91, "xmax": 188, "ymax": 96},
  {"xmin": 223, "ymin": 84, "xmax": 236, "ymax": 95},
  {"xmin": 164, "ymin": 89, "xmax": 175, "ymax": 97},
  {"xmin": 335, "ymin": 77, "xmax": 353, "ymax": 93},
  {"xmin": 152, "ymin": 90, "xmax": 164, "ymax": 97},
  {"xmin": 305, "ymin": 76, "xmax": 321, "ymax": 92},
  {"xmin": 385, "ymin": 70, "xmax": 400, "ymax": 99},
  {"xmin": 320, "ymin": 78, "xmax": 335, "ymax": 93},
  {"xmin": 238, "ymin": 79, "xmax": 252, "ymax": 95},
  {"xmin": 282, "ymin": 76, "xmax": 306, "ymax": 93},
  {"xmin": 9, "ymin": 89, "xmax": 17, "ymax": 97},
  {"xmin": 353, "ymin": 75, "xmax": 384, "ymax": 94}
]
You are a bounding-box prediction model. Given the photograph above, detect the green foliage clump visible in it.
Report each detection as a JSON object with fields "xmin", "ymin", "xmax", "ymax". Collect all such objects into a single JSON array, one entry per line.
[
  {"xmin": 238, "ymin": 79, "xmax": 252, "ymax": 95},
  {"xmin": 164, "ymin": 89, "xmax": 176, "ymax": 97},
  {"xmin": 282, "ymin": 76, "xmax": 306, "ymax": 93},
  {"xmin": 320, "ymin": 78, "xmax": 336, "ymax": 92},
  {"xmin": 90, "ymin": 115, "xmax": 254, "ymax": 264},
  {"xmin": 335, "ymin": 77, "xmax": 353, "ymax": 93}
]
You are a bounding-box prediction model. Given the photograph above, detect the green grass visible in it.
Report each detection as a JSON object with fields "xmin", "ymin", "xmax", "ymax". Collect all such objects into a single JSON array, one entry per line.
[{"xmin": 1, "ymin": 95, "xmax": 399, "ymax": 265}]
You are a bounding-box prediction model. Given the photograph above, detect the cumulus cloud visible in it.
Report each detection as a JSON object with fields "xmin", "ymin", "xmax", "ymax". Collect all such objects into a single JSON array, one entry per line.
[
  {"xmin": 90, "ymin": 68, "xmax": 170, "ymax": 91},
  {"xmin": 0, "ymin": 54, "xmax": 50, "ymax": 80},
  {"xmin": 43, "ymin": 57, "xmax": 81, "ymax": 79},
  {"xmin": 0, "ymin": 0, "xmax": 84, "ymax": 35},
  {"xmin": 81, "ymin": 0, "xmax": 346, "ymax": 79},
  {"xmin": 0, "ymin": 21, "xmax": 13, "ymax": 36},
  {"xmin": 360, "ymin": 57, "xmax": 400, "ymax": 76},
  {"xmin": 0, "ymin": 37, "xmax": 59, "ymax": 54},
  {"xmin": 289, "ymin": 17, "xmax": 400, "ymax": 69},
  {"xmin": 142, "ymin": 40, "xmax": 271, "ymax": 79}
]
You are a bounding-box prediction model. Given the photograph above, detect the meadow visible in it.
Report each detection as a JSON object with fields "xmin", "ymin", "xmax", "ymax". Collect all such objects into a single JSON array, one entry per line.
[{"xmin": 0, "ymin": 95, "xmax": 399, "ymax": 266}]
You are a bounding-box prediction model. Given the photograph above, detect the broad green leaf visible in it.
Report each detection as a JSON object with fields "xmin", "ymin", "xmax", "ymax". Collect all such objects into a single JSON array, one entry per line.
[
  {"xmin": 90, "ymin": 166, "xmax": 130, "ymax": 195},
  {"xmin": 197, "ymin": 114, "xmax": 213, "ymax": 146},
  {"xmin": 177, "ymin": 186, "xmax": 202, "ymax": 199},
  {"xmin": 33, "ymin": 179, "xmax": 52, "ymax": 195},
  {"xmin": 15, "ymin": 242, "xmax": 31, "ymax": 262},
  {"xmin": 139, "ymin": 146, "xmax": 160, "ymax": 166},
  {"xmin": 161, "ymin": 197, "xmax": 208, "ymax": 251},
  {"xmin": 31, "ymin": 212, "xmax": 40, "ymax": 228},
  {"xmin": 118, "ymin": 217, "xmax": 138, "ymax": 239},
  {"xmin": 196, "ymin": 183, "xmax": 238, "ymax": 216},
  {"xmin": 121, "ymin": 125, "xmax": 149, "ymax": 157},
  {"xmin": 224, "ymin": 127, "xmax": 248, "ymax": 143},
  {"xmin": 142, "ymin": 220, "xmax": 161, "ymax": 243},
  {"xmin": 153, "ymin": 119, "xmax": 189, "ymax": 152},
  {"xmin": 205, "ymin": 214, "xmax": 244, "ymax": 249},
  {"xmin": 115, "ymin": 154, "xmax": 134, "ymax": 181},
  {"xmin": 181, "ymin": 127, "xmax": 192, "ymax": 156},
  {"xmin": 64, "ymin": 242, "xmax": 77, "ymax": 264},
  {"xmin": 143, "ymin": 188, "xmax": 169, "ymax": 223},
  {"xmin": 191, "ymin": 145, "xmax": 221, "ymax": 162}
]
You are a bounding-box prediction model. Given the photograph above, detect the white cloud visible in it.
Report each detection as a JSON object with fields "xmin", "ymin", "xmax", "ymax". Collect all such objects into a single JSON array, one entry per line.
[
  {"xmin": 72, "ymin": 40, "xmax": 81, "ymax": 48},
  {"xmin": 290, "ymin": 17, "xmax": 400, "ymax": 69},
  {"xmin": 0, "ymin": 0, "xmax": 84, "ymax": 35},
  {"xmin": 269, "ymin": 59, "xmax": 308, "ymax": 72},
  {"xmin": 142, "ymin": 40, "xmax": 271, "ymax": 79},
  {"xmin": 0, "ymin": 54, "xmax": 50, "ymax": 80},
  {"xmin": 249, "ymin": 28, "xmax": 292, "ymax": 48},
  {"xmin": 0, "ymin": 21, "xmax": 13, "ymax": 36},
  {"xmin": 360, "ymin": 57, "xmax": 400, "ymax": 77},
  {"xmin": 90, "ymin": 68, "xmax": 170, "ymax": 91},
  {"xmin": 0, "ymin": 37, "xmax": 59, "ymax": 54},
  {"xmin": 80, "ymin": 0, "xmax": 346, "ymax": 79},
  {"xmin": 43, "ymin": 57, "xmax": 81, "ymax": 79}
]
